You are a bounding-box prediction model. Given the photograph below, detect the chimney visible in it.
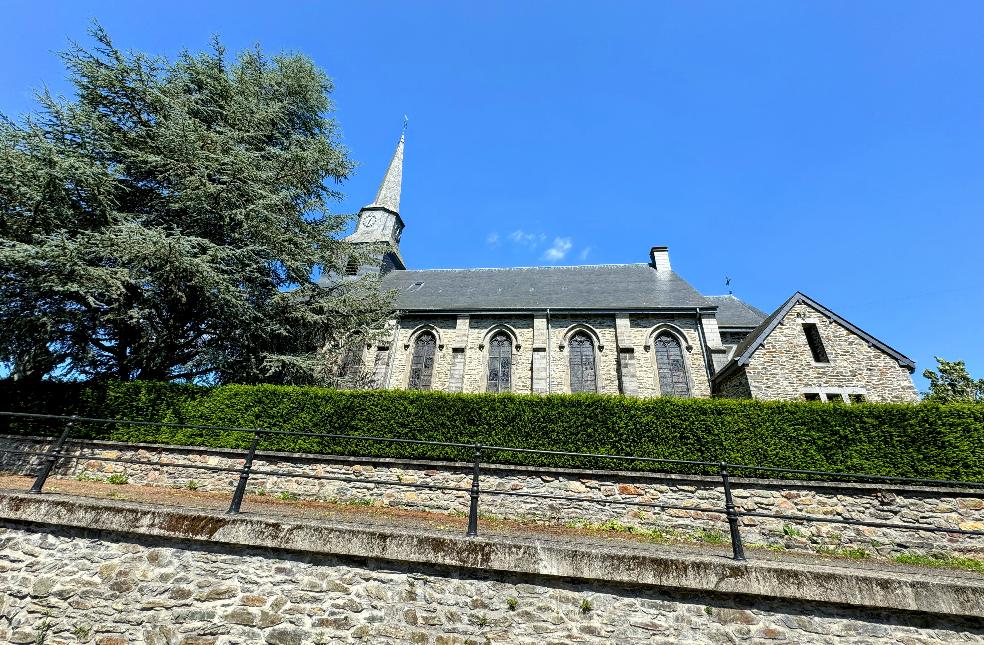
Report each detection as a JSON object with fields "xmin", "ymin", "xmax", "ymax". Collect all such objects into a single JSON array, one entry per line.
[{"xmin": 650, "ymin": 246, "xmax": 671, "ymax": 272}]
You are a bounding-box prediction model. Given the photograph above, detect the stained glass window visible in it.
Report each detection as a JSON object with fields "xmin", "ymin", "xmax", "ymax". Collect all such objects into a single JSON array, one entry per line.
[
  {"xmin": 486, "ymin": 333, "xmax": 512, "ymax": 393},
  {"xmin": 569, "ymin": 332, "xmax": 597, "ymax": 393},
  {"xmin": 408, "ymin": 332, "xmax": 436, "ymax": 390},
  {"xmin": 654, "ymin": 333, "xmax": 691, "ymax": 398}
]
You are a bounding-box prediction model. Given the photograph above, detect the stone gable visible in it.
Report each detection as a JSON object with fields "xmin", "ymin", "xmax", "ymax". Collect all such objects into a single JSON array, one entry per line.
[{"xmin": 736, "ymin": 302, "xmax": 918, "ymax": 403}]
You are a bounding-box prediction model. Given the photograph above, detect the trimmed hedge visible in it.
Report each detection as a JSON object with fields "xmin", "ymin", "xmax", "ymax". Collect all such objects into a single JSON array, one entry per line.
[{"xmin": 1, "ymin": 380, "xmax": 983, "ymax": 481}]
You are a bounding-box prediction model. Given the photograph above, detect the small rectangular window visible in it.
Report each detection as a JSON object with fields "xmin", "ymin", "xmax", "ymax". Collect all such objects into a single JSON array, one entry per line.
[
  {"xmin": 825, "ymin": 393, "xmax": 845, "ymax": 403},
  {"xmin": 804, "ymin": 392, "xmax": 821, "ymax": 401},
  {"xmin": 849, "ymin": 393, "xmax": 866, "ymax": 404},
  {"xmin": 802, "ymin": 323, "xmax": 830, "ymax": 363}
]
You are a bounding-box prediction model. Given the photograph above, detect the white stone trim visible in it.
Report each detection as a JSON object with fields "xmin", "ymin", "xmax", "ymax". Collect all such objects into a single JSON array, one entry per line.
[
  {"xmin": 642, "ymin": 323, "xmax": 694, "ymax": 353},
  {"xmin": 799, "ymin": 386, "xmax": 868, "ymax": 403},
  {"xmin": 558, "ymin": 323, "xmax": 604, "ymax": 351},
  {"xmin": 404, "ymin": 324, "xmax": 445, "ymax": 351},
  {"xmin": 478, "ymin": 324, "xmax": 522, "ymax": 351}
]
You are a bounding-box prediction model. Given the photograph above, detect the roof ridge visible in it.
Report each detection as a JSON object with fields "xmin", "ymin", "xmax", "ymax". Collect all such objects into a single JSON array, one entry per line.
[{"xmin": 392, "ymin": 263, "xmax": 651, "ymax": 272}]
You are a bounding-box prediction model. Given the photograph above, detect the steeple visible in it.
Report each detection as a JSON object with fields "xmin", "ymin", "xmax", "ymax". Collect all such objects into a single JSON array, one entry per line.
[
  {"xmin": 369, "ymin": 133, "xmax": 404, "ymax": 213},
  {"xmin": 345, "ymin": 130, "xmax": 407, "ymax": 273}
]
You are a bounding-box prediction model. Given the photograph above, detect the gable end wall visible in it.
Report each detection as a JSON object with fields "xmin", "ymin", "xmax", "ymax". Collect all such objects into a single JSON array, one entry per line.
[{"xmin": 742, "ymin": 302, "xmax": 918, "ymax": 403}]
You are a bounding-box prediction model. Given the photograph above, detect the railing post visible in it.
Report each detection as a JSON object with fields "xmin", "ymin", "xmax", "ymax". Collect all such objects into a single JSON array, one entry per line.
[
  {"xmin": 29, "ymin": 419, "xmax": 74, "ymax": 494},
  {"xmin": 720, "ymin": 462, "xmax": 746, "ymax": 561},
  {"xmin": 466, "ymin": 444, "xmax": 482, "ymax": 537},
  {"xmin": 227, "ymin": 431, "xmax": 260, "ymax": 515}
]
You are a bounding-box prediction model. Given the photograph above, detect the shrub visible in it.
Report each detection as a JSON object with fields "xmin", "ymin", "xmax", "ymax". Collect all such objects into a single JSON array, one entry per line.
[{"xmin": 1, "ymin": 380, "xmax": 983, "ymax": 481}]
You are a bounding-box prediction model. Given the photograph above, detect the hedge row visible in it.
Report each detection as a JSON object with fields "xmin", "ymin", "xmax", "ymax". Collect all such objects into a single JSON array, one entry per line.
[{"xmin": 1, "ymin": 380, "xmax": 983, "ymax": 481}]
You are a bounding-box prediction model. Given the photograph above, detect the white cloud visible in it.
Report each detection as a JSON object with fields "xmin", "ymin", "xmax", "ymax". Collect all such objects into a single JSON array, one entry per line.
[
  {"xmin": 508, "ymin": 229, "xmax": 546, "ymax": 247},
  {"xmin": 486, "ymin": 232, "xmax": 500, "ymax": 245},
  {"xmin": 542, "ymin": 237, "xmax": 573, "ymax": 262},
  {"xmin": 579, "ymin": 247, "xmax": 592, "ymax": 261}
]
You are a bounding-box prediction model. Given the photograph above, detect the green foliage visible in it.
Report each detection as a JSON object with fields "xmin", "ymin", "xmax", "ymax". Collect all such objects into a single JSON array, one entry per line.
[
  {"xmin": 695, "ymin": 529, "xmax": 726, "ymax": 545},
  {"xmin": 840, "ymin": 547, "xmax": 870, "ymax": 560},
  {"xmin": 2, "ymin": 379, "xmax": 984, "ymax": 481},
  {"xmin": 782, "ymin": 524, "xmax": 805, "ymax": 538},
  {"xmin": 923, "ymin": 357, "xmax": 984, "ymax": 403},
  {"xmin": 0, "ymin": 24, "xmax": 392, "ymax": 384},
  {"xmin": 71, "ymin": 624, "xmax": 91, "ymax": 641},
  {"xmin": 894, "ymin": 553, "xmax": 984, "ymax": 573},
  {"xmin": 106, "ymin": 473, "xmax": 128, "ymax": 485}
]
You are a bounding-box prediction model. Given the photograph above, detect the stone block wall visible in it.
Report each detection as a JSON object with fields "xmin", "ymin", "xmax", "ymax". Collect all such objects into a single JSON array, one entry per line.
[
  {"xmin": 713, "ymin": 368, "xmax": 752, "ymax": 399},
  {"xmin": 627, "ymin": 315, "xmax": 711, "ymax": 398},
  {"xmin": 741, "ymin": 302, "xmax": 919, "ymax": 402},
  {"xmin": 3, "ymin": 521, "xmax": 983, "ymax": 644},
  {"xmin": 462, "ymin": 316, "xmax": 535, "ymax": 394},
  {"xmin": 3, "ymin": 435, "xmax": 981, "ymax": 559},
  {"xmin": 545, "ymin": 314, "xmax": 619, "ymax": 394},
  {"xmin": 361, "ymin": 312, "xmax": 714, "ymax": 398}
]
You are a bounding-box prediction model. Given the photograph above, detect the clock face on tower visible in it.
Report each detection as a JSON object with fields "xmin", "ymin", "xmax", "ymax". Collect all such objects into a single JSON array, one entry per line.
[{"xmin": 362, "ymin": 213, "xmax": 378, "ymax": 228}]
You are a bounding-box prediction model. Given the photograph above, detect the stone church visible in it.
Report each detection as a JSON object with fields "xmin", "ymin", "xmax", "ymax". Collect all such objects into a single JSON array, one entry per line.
[{"xmin": 326, "ymin": 134, "xmax": 919, "ymax": 403}]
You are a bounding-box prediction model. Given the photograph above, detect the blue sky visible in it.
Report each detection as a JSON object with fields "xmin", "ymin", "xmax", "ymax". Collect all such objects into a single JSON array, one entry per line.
[{"xmin": 2, "ymin": 2, "xmax": 982, "ymax": 390}]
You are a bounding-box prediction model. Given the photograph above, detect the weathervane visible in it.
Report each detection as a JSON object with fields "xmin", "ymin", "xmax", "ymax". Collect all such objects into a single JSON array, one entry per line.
[
  {"xmin": 725, "ymin": 276, "xmax": 732, "ymax": 295},
  {"xmin": 403, "ymin": 114, "xmax": 408, "ymax": 132}
]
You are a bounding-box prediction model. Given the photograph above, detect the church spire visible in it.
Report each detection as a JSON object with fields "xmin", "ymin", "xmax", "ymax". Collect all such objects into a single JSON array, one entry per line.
[
  {"xmin": 369, "ymin": 132, "xmax": 404, "ymax": 213},
  {"xmin": 345, "ymin": 128, "xmax": 407, "ymax": 273}
]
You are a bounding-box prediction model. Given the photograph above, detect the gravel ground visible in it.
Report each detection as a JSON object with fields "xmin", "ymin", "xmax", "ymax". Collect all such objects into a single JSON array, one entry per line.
[{"xmin": 1, "ymin": 473, "xmax": 981, "ymax": 583}]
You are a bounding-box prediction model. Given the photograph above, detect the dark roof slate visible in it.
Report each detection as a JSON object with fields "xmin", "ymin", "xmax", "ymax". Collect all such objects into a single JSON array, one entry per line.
[
  {"xmin": 704, "ymin": 295, "xmax": 768, "ymax": 328},
  {"xmin": 377, "ymin": 264, "xmax": 713, "ymax": 311},
  {"xmin": 713, "ymin": 292, "xmax": 916, "ymax": 381}
]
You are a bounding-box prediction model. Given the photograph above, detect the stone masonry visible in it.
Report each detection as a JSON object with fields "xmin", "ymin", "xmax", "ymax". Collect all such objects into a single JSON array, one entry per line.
[
  {"xmin": 1, "ymin": 502, "xmax": 983, "ymax": 644},
  {"xmin": 736, "ymin": 302, "xmax": 919, "ymax": 402},
  {"xmin": 368, "ymin": 313, "xmax": 712, "ymax": 397},
  {"xmin": 3, "ymin": 435, "xmax": 981, "ymax": 560}
]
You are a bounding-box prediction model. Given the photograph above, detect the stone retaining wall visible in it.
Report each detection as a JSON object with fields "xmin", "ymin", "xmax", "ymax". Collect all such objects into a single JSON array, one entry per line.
[
  {"xmin": 2, "ymin": 497, "xmax": 984, "ymax": 645},
  {"xmin": 2, "ymin": 434, "xmax": 982, "ymax": 559}
]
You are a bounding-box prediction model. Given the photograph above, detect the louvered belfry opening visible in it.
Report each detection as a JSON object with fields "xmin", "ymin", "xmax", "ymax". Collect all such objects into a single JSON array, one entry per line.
[
  {"xmin": 408, "ymin": 332, "xmax": 436, "ymax": 390},
  {"xmin": 654, "ymin": 333, "xmax": 691, "ymax": 398},
  {"xmin": 568, "ymin": 332, "xmax": 597, "ymax": 393},
  {"xmin": 486, "ymin": 332, "xmax": 512, "ymax": 393}
]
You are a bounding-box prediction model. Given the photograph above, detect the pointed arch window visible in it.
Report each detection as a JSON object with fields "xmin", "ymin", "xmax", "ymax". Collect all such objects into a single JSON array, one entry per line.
[
  {"xmin": 339, "ymin": 344, "xmax": 363, "ymax": 383},
  {"xmin": 486, "ymin": 332, "xmax": 513, "ymax": 393},
  {"xmin": 408, "ymin": 332, "xmax": 436, "ymax": 390},
  {"xmin": 569, "ymin": 332, "xmax": 597, "ymax": 393},
  {"xmin": 654, "ymin": 333, "xmax": 691, "ymax": 398}
]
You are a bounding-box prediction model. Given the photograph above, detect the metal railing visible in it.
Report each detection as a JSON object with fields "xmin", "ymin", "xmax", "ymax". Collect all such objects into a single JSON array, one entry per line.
[{"xmin": 1, "ymin": 410, "xmax": 983, "ymax": 562}]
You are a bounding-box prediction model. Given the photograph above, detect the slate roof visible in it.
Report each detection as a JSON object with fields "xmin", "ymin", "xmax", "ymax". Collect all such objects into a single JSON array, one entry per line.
[
  {"xmin": 713, "ymin": 292, "xmax": 916, "ymax": 382},
  {"xmin": 704, "ymin": 295, "xmax": 768, "ymax": 328},
  {"xmin": 379, "ymin": 264, "xmax": 713, "ymax": 311},
  {"xmin": 368, "ymin": 133, "xmax": 404, "ymax": 213}
]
